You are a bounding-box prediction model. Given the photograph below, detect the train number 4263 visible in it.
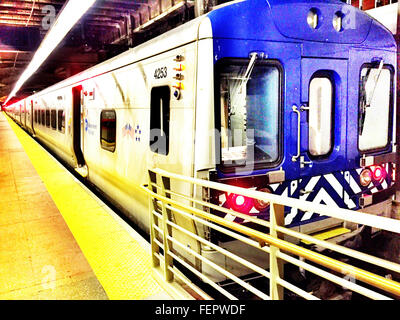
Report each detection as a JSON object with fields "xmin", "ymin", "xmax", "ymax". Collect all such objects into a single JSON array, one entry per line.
[{"xmin": 154, "ymin": 67, "xmax": 167, "ymax": 79}]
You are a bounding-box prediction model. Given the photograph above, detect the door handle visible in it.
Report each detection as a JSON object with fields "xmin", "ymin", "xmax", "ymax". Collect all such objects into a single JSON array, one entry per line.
[
  {"xmin": 292, "ymin": 105, "xmax": 301, "ymax": 162},
  {"xmin": 300, "ymin": 104, "xmax": 309, "ymax": 112},
  {"xmin": 292, "ymin": 104, "xmax": 313, "ymax": 167}
]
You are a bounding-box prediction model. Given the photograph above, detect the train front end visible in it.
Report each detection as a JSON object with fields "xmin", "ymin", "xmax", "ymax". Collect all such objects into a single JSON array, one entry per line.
[{"xmin": 206, "ymin": 0, "xmax": 397, "ymax": 235}]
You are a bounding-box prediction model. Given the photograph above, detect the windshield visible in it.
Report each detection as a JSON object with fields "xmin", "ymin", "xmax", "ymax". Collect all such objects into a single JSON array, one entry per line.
[
  {"xmin": 358, "ymin": 65, "xmax": 392, "ymax": 152},
  {"xmin": 218, "ymin": 60, "xmax": 280, "ymax": 167}
]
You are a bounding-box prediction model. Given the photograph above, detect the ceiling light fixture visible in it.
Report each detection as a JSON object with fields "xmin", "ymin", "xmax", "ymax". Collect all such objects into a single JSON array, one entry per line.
[{"xmin": 4, "ymin": 0, "xmax": 97, "ymax": 105}]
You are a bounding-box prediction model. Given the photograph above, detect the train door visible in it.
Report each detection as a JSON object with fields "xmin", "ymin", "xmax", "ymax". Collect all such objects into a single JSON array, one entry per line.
[
  {"xmin": 25, "ymin": 101, "xmax": 30, "ymax": 130},
  {"xmin": 291, "ymin": 58, "xmax": 348, "ymax": 228},
  {"xmin": 30, "ymin": 100, "xmax": 35, "ymax": 135},
  {"xmin": 72, "ymin": 85, "xmax": 87, "ymax": 174},
  {"xmin": 295, "ymin": 58, "xmax": 347, "ymax": 173},
  {"xmin": 148, "ymin": 55, "xmax": 200, "ymax": 267},
  {"xmin": 23, "ymin": 103, "xmax": 26, "ymax": 127}
]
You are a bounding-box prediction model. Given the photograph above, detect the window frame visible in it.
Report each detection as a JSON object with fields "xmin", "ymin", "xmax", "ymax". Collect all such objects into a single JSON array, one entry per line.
[
  {"xmin": 307, "ymin": 72, "xmax": 335, "ymax": 159},
  {"xmin": 45, "ymin": 109, "xmax": 50, "ymax": 127},
  {"xmin": 149, "ymin": 85, "xmax": 171, "ymax": 156},
  {"xmin": 357, "ymin": 63, "xmax": 394, "ymax": 154},
  {"xmin": 214, "ymin": 58, "xmax": 284, "ymax": 173},
  {"xmin": 58, "ymin": 109, "xmax": 65, "ymax": 133},
  {"xmin": 51, "ymin": 109, "xmax": 57, "ymax": 130},
  {"xmin": 100, "ymin": 109, "xmax": 117, "ymax": 153},
  {"xmin": 41, "ymin": 110, "xmax": 45, "ymax": 126}
]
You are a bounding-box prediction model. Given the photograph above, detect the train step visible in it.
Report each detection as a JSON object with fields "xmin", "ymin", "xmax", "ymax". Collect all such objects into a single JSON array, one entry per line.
[{"xmin": 301, "ymin": 227, "xmax": 351, "ymax": 246}]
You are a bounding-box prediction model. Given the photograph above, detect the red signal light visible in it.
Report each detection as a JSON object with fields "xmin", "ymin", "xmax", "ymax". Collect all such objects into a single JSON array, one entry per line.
[
  {"xmin": 372, "ymin": 166, "xmax": 385, "ymax": 181},
  {"xmin": 227, "ymin": 193, "xmax": 253, "ymax": 213}
]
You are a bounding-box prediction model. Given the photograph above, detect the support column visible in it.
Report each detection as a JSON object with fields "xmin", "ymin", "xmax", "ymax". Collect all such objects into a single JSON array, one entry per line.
[
  {"xmin": 269, "ymin": 203, "xmax": 285, "ymax": 300},
  {"xmin": 394, "ymin": 2, "xmax": 400, "ymax": 207},
  {"xmin": 194, "ymin": 0, "xmax": 205, "ymax": 17}
]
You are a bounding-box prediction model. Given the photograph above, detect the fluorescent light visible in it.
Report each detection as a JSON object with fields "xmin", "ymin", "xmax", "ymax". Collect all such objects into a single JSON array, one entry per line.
[{"xmin": 4, "ymin": 0, "xmax": 96, "ymax": 105}]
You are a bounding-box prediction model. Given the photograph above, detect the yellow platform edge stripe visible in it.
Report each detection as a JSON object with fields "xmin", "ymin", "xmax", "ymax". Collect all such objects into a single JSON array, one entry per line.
[
  {"xmin": 4, "ymin": 115, "xmax": 162, "ymax": 300},
  {"xmin": 301, "ymin": 227, "xmax": 351, "ymax": 245}
]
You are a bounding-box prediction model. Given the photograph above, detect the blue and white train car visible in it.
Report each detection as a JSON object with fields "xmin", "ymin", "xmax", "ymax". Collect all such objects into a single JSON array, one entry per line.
[
  {"xmin": 202, "ymin": 0, "xmax": 397, "ymax": 236},
  {"xmin": 4, "ymin": 0, "xmax": 397, "ymax": 275}
]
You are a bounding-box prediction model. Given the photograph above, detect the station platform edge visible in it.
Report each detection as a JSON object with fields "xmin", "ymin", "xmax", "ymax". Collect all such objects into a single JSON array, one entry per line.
[{"xmin": 0, "ymin": 112, "xmax": 169, "ymax": 300}]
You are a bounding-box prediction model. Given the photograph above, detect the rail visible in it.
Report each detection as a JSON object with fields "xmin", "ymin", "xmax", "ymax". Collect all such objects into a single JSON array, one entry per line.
[
  {"xmin": 142, "ymin": 168, "xmax": 400, "ymax": 300},
  {"xmin": 349, "ymin": 0, "xmax": 397, "ymax": 10}
]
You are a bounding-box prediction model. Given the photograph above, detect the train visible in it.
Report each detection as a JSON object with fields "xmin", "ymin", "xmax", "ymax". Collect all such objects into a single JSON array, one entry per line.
[{"xmin": 4, "ymin": 0, "xmax": 398, "ymax": 278}]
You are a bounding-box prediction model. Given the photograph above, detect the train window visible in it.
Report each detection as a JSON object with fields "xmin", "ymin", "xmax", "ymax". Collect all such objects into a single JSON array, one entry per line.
[
  {"xmin": 34, "ymin": 110, "xmax": 37, "ymax": 123},
  {"xmin": 358, "ymin": 64, "xmax": 392, "ymax": 152},
  {"xmin": 51, "ymin": 110, "xmax": 57, "ymax": 129},
  {"xmin": 45, "ymin": 110, "xmax": 50, "ymax": 127},
  {"xmin": 308, "ymin": 77, "xmax": 333, "ymax": 156},
  {"xmin": 100, "ymin": 110, "xmax": 116, "ymax": 152},
  {"xmin": 41, "ymin": 110, "xmax": 45, "ymax": 125},
  {"xmin": 58, "ymin": 110, "xmax": 65, "ymax": 133},
  {"xmin": 218, "ymin": 60, "xmax": 281, "ymax": 167},
  {"xmin": 149, "ymin": 86, "xmax": 170, "ymax": 156}
]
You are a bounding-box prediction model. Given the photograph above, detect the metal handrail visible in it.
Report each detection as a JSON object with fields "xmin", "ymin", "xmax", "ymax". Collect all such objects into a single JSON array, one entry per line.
[
  {"xmin": 145, "ymin": 168, "xmax": 400, "ymax": 299},
  {"xmin": 152, "ymin": 168, "xmax": 400, "ymax": 234},
  {"xmin": 149, "ymin": 180, "xmax": 400, "ymax": 275},
  {"xmin": 162, "ymin": 199, "xmax": 390, "ymax": 300}
]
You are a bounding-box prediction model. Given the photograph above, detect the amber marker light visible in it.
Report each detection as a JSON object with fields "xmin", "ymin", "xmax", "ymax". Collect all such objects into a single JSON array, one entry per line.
[
  {"xmin": 254, "ymin": 187, "xmax": 272, "ymax": 212},
  {"xmin": 360, "ymin": 168, "xmax": 372, "ymax": 187}
]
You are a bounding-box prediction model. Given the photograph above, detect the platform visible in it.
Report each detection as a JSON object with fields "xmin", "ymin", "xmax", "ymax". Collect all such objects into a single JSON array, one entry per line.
[{"xmin": 0, "ymin": 112, "xmax": 170, "ymax": 300}]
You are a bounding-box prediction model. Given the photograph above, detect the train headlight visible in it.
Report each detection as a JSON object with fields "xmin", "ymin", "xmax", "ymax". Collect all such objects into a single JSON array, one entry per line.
[
  {"xmin": 254, "ymin": 187, "xmax": 272, "ymax": 212},
  {"xmin": 360, "ymin": 168, "xmax": 372, "ymax": 187},
  {"xmin": 307, "ymin": 8, "xmax": 319, "ymax": 29},
  {"xmin": 333, "ymin": 12, "xmax": 343, "ymax": 32}
]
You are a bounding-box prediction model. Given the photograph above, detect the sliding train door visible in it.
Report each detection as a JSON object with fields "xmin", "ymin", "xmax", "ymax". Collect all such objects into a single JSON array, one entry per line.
[
  {"xmin": 30, "ymin": 100, "xmax": 35, "ymax": 135},
  {"xmin": 23, "ymin": 102, "xmax": 27, "ymax": 127},
  {"xmin": 289, "ymin": 58, "xmax": 348, "ymax": 231},
  {"xmin": 72, "ymin": 85, "xmax": 86, "ymax": 173}
]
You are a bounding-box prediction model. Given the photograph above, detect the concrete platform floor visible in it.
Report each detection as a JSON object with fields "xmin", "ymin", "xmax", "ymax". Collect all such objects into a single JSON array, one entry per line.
[{"xmin": 0, "ymin": 114, "xmax": 108, "ymax": 299}]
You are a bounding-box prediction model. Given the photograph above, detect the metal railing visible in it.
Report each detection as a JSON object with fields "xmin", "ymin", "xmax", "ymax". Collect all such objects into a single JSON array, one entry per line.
[
  {"xmin": 348, "ymin": 0, "xmax": 398, "ymax": 10},
  {"xmin": 142, "ymin": 168, "xmax": 400, "ymax": 300}
]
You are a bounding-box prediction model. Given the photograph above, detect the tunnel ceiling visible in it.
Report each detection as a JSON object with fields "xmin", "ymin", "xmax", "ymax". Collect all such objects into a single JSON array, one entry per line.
[{"xmin": 0, "ymin": 0, "xmax": 199, "ymax": 104}]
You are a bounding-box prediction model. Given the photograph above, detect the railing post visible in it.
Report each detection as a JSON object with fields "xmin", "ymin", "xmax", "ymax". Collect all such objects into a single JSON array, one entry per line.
[
  {"xmin": 269, "ymin": 202, "xmax": 285, "ymax": 300},
  {"xmin": 148, "ymin": 170, "xmax": 160, "ymax": 268},
  {"xmin": 160, "ymin": 175, "xmax": 174, "ymax": 282}
]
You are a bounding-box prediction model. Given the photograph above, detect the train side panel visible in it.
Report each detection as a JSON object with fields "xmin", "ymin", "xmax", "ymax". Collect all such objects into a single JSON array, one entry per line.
[
  {"xmin": 31, "ymin": 91, "xmax": 76, "ymax": 167},
  {"xmin": 79, "ymin": 42, "xmax": 201, "ymax": 261}
]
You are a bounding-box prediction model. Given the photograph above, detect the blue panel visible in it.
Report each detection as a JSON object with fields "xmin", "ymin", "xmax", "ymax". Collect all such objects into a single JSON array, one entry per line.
[
  {"xmin": 346, "ymin": 47, "xmax": 396, "ymax": 169},
  {"xmin": 269, "ymin": 1, "xmax": 372, "ymax": 44},
  {"xmin": 213, "ymin": 39, "xmax": 302, "ymax": 181},
  {"xmin": 298, "ymin": 58, "xmax": 348, "ymax": 177},
  {"xmin": 208, "ymin": 0, "xmax": 281, "ymax": 42},
  {"xmin": 210, "ymin": 0, "xmax": 396, "ymax": 181},
  {"xmin": 207, "ymin": 0, "xmax": 395, "ymax": 49},
  {"xmin": 211, "ymin": 0, "xmax": 397, "ymax": 225}
]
